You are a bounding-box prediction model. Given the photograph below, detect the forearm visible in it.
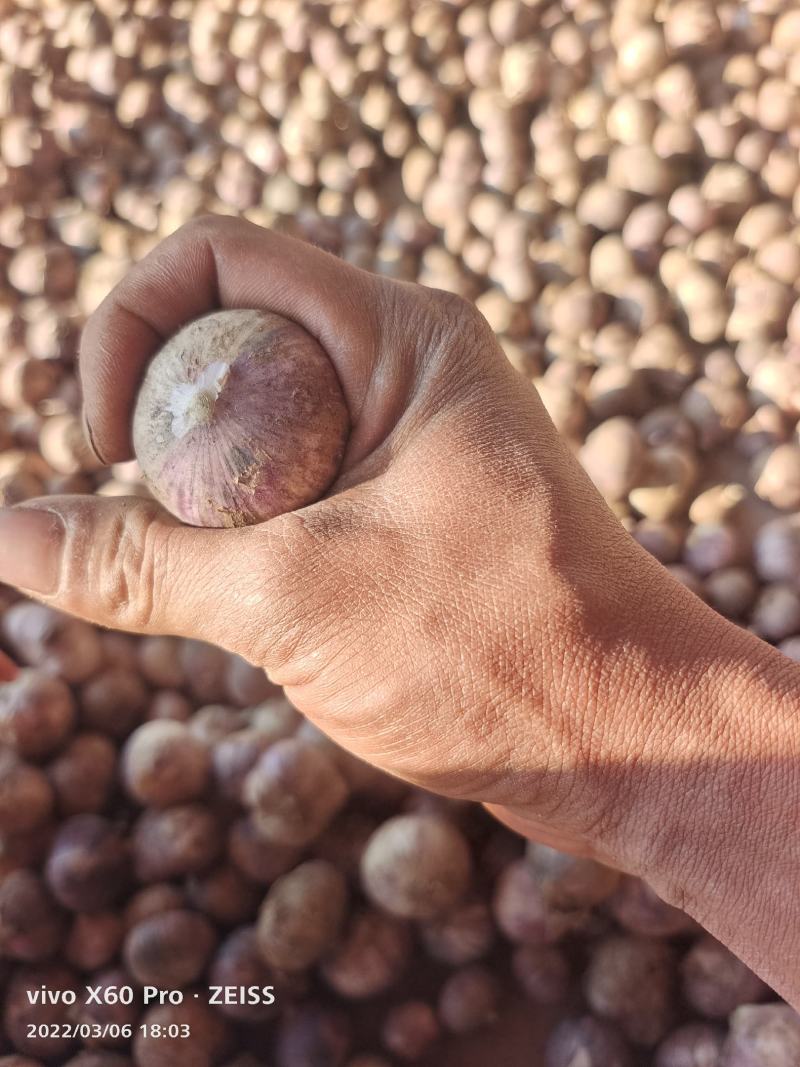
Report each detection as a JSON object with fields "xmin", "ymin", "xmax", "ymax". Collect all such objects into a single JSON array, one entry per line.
[
  {"xmin": 626, "ymin": 603, "xmax": 800, "ymax": 1006},
  {"xmin": 499, "ymin": 545, "xmax": 800, "ymax": 1005}
]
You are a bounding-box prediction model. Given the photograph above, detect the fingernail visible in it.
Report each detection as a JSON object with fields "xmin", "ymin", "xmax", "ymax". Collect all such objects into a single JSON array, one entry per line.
[{"xmin": 0, "ymin": 507, "xmax": 65, "ymax": 595}]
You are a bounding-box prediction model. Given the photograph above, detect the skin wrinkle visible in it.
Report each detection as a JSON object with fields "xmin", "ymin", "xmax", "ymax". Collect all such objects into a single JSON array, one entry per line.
[
  {"xmin": 79, "ymin": 503, "xmax": 143, "ymax": 624},
  {"xmin": 99, "ymin": 509, "xmax": 137, "ymax": 625}
]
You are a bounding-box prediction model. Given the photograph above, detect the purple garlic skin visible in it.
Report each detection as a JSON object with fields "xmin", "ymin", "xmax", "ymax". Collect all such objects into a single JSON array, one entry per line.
[
  {"xmin": 722, "ymin": 1004, "xmax": 800, "ymax": 1067},
  {"xmin": 132, "ymin": 309, "xmax": 350, "ymax": 527}
]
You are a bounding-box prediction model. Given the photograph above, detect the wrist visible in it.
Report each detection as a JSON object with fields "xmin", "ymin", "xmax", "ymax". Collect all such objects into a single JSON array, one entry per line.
[{"xmin": 476, "ymin": 530, "xmax": 713, "ymax": 861}]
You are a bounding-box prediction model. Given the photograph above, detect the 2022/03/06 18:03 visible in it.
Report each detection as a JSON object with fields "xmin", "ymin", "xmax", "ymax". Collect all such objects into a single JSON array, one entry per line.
[{"xmin": 26, "ymin": 1022, "xmax": 189, "ymax": 1040}]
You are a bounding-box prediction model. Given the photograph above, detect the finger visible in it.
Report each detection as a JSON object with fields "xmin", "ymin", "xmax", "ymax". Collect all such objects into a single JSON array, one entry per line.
[
  {"xmin": 0, "ymin": 496, "xmax": 267, "ymax": 652},
  {"xmin": 80, "ymin": 215, "xmax": 382, "ymax": 465}
]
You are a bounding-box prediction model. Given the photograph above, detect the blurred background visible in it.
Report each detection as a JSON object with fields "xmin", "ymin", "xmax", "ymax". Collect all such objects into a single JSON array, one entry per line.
[{"xmin": 0, "ymin": 0, "xmax": 799, "ymax": 1065}]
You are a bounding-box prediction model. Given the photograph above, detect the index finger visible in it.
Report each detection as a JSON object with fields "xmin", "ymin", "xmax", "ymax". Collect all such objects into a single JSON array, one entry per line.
[{"xmin": 79, "ymin": 215, "xmax": 380, "ymax": 464}]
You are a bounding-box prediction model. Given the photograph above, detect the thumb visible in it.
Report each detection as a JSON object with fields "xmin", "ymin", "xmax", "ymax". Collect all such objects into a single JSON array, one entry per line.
[{"xmin": 0, "ymin": 496, "xmax": 265, "ymax": 654}]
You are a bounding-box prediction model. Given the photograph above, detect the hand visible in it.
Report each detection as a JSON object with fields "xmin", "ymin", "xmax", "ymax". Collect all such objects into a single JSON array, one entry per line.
[{"xmin": 0, "ymin": 215, "xmax": 661, "ymax": 854}]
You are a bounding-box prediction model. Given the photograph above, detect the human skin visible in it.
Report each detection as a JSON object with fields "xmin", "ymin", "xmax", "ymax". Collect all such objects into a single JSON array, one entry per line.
[{"xmin": 0, "ymin": 216, "xmax": 797, "ymax": 1004}]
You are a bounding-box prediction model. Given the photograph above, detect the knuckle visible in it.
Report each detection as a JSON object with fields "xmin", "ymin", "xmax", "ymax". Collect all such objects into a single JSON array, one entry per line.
[
  {"xmin": 417, "ymin": 288, "xmax": 495, "ymax": 369},
  {"xmin": 92, "ymin": 502, "xmax": 165, "ymax": 632},
  {"xmin": 430, "ymin": 287, "xmax": 489, "ymax": 336},
  {"xmin": 178, "ymin": 212, "xmax": 243, "ymax": 246},
  {"xmin": 428, "ymin": 286, "xmax": 472, "ymax": 317}
]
